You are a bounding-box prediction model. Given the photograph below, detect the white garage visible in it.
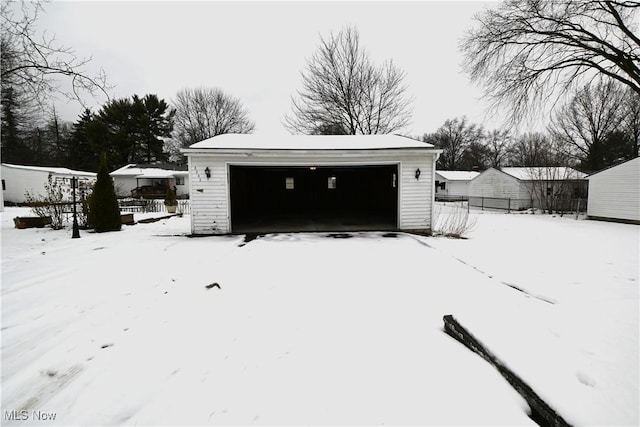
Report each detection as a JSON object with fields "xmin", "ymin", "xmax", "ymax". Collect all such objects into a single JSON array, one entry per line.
[
  {"xmin": 182, "ymin": 134, "xmax": 441, "ymax": 234},
  {"xmin": 587, "ymin": 157, "xmax": 640, "ymax": 224}
]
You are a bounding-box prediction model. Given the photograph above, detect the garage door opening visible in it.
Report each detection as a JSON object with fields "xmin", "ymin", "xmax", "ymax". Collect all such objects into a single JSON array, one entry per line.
[{"xmin": 230, "ymin": 165, "xmax": 398, "ymax": 233}]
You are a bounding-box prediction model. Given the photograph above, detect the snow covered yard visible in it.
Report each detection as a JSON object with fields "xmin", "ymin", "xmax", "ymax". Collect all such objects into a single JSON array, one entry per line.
[{"xmin": 1, "ymin": 206, "xmax": 638, "ymax": 425}]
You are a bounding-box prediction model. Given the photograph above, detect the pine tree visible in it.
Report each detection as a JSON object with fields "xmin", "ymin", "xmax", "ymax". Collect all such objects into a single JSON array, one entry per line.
[{"xmin": 89, "ymin": 153, "xmax": 121, "ymax": 232}]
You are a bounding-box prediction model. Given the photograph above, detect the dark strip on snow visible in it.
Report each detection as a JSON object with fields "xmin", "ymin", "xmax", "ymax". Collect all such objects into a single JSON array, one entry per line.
[
  {"xmin": 452, "ymin": 256, "xmax": 556, "ymax": 305},
  {"xmin": 501, "ymin": 282, "xmax": 556, "ymax": 305},
  {"xmin": 443, "ymin": 315, "xmax": 571, "ymax": 427}
]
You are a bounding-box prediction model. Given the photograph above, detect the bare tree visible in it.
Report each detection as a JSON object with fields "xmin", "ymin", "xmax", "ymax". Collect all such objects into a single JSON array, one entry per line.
[
  {"xmin": 284, "ymin": 26, "xmax": 412, "ymax": 135},
  {"xmin": 509, "ymin": 132, "xmax": 555, "ymax": 167},
  {"xmin": 1, "ymin": 1, "xmax": 109, "ymax": 108},
  {"xmin": 425, "ymin": 117, "xmax": 484, "ymax": 170},
  {"xmin": 549, "ymin": 79, "xmax": 627, "ymax": 170},
  {"xmin": 461, "ymin": 0, "xmax": 640, "ymax": 124},
  {"xmin": 621, "ymin": 87, "xmax": 640, "ymax": 157},
  {"xmin": 171, "ymin": 87, "xmax": 255, "ymax": 148},
  {"xmin": 485, "ymin": 129, "xmax": 512, "ymax": 168}
]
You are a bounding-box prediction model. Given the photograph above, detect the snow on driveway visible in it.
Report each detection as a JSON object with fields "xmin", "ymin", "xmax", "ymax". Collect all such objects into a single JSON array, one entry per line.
[{"xmin": 1, "ymin": 207, "xmax": 637, "ymax": 425}]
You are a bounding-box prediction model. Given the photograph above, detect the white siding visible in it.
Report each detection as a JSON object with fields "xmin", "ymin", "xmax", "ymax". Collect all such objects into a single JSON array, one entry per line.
[
  {"xmin": 469, "ymin": 168, "xmax": 521, "ymax": 199},
  {"xmin": 400, "ymin": 157, "xmax": 433, "ymax": 230},
  {"xmin": 187, "ymin": 150, "xmax": 437, "ymax": 234},
  {"xmin": 189, "ymin": 157, "xmax": 230, "ymax": 234},
  {"xmin": 1, "ymin": 166, "xmax": 49, "ymax": 203},
  {"xmin": 587, "ymin": 158, "xmax": 640, "ymax": 223},
  {"xmin": 469, "ymin": 168, "xmax": 531, "ymax": 210}
]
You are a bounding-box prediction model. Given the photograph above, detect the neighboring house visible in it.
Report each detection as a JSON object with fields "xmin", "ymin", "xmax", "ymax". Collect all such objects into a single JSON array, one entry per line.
[
  {"xmin": 1, "ymin": 163, "xmax": 96, "ymax": 204},
  {"xmin": 182, "ymin": 134, "xmax": 442, "ymax": 235},
  {"xmin": 434, "ymin": 171, "xmax": 479, "ymax": 200},
  {"xmin": 586, "ymin": 157, "xmax": 640, "ymax": 224},
  {"xmin": 469, "ymin": 166, "xmax": 587, "ymax": 211},
  {"xmin": 110, "ymin": 164, "xmax": 189, "ymax": 198}
]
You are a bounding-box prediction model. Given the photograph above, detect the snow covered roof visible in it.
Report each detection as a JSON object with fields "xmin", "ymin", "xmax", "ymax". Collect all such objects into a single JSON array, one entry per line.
[
  {"xmin": 186, "ymin": 133, "xmax": 436, "ymax": 151},
  {"xmin": 1, "ymin": 163, "xmax": 96, "ymax": 177},
  {"xmin": 586, "ymin": 157, "xmax": 640, "ymax": 178},
  {"xmin": 500, "ymin": 167, "xmax": 586, "ymax": 181},
  {"xmin": 111, "ymin": 164, "xmax": 184, "ymax": 178},
  {"xmin": 435, "ymin": 171, "xmax": 480, "ymax": 181}
]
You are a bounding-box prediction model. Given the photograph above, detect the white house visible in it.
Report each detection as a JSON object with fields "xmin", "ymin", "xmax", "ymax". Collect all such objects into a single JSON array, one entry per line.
[
  {"xmin": 110, "ymin": 164, "xmax": 189, "ymax": 198},
  {"xmin": 469, "ymin": 167, "xmax": 587, "ymax": 210},
  {"xmin": 586, "ymin": 157, "xmax": 640, "ymax": 224},
  {"xmin": 434, "ymin": 171, "xmax": 479, "ymax": 200},
  {"xmin": 1, "ymin": 163, "xmax": 96, "ymax": 204},
  {"xmin": 182, "ymin": 134, "xmax": 442, "ymax": 235}
]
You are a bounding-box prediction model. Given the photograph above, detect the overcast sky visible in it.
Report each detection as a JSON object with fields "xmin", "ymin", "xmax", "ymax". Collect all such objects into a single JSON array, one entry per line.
[{"xmin": 38, "ymin": 1, "xmax": 504, "ymax": 137}]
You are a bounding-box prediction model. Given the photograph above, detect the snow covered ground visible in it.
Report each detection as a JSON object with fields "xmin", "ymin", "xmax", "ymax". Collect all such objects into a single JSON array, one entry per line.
[{"xmin": 1, "ymin": 206, "xmax": 638, "ymax": 426}]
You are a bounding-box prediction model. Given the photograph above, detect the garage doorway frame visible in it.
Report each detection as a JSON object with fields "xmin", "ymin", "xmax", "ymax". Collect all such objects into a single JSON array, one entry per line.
[{"xmin": 226, "ymin": 161, "xmax": 403, "ymax": 233}]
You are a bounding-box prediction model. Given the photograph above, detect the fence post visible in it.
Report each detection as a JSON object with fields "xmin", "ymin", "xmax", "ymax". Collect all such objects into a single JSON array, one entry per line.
[
  {"xmin": 481, "ymin": 197, "xmax": 484, "ymax": 211},
  {"xmin": 508, "ymin": 198, "xmax": 511, "ymax": 213}
]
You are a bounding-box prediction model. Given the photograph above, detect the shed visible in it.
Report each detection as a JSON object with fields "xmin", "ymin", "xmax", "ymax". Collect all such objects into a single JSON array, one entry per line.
[
  {"xmin": 586, "ymin": 157, "xmax": 640, "ymax": 224},
  {"xmin": 110, "ymin": 164, "xmax": 189, "ymax": 198},
  {"xmin": 182, "ymin": 134, "xmax": 442, "ymax": 234},
  {"xmin": 1, "ymin": 163, "xmax": 96, "ymax": 204},
  {"xmin": 469, "ymin": 167, "xmax": 587, "ymax": 211},
  {"xmin": 434, "ymin": 171, "xmax": 479, "ymax": 200}
]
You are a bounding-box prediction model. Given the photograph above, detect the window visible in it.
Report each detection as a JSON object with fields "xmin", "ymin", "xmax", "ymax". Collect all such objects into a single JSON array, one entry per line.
[
  {"xmin": 440, "ymin": 182, "xmax": 446, "ymax": 190},
  {"xmin": 1, "ymin": 179, "xmax": 5, "ymax": 191},
  {"xmin": 175, "ymin": 177, "xmax": 185, "ymax": 185},
  {"xmin": 285, "ymin": 177, "xmax": 294, "ymax": 190},
  {"xmin": 328, "ymin": 176, "xmax": 337, "ymax": 189}
]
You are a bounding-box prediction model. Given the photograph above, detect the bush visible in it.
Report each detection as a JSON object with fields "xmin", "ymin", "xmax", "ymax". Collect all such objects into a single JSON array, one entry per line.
[
  {"xmin": 24, "ymin": 176, "xmax": 68, "ymax": 230},
  {"xmin": 164, "ymin": 187, "xmax": 177, "ymax": 206},
  {"xmin": 88, "ymin": 153, "xmax": 121, "ymax": 232},
  {"xmin": 433, "ymin": 202, "xmax": 477, "ymax": 238}
]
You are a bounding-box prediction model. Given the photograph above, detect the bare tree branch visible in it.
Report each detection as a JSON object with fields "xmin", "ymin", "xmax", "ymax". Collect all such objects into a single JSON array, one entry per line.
[
  {"xmin": 284, "ymin": 26, "xmax": 412, "ymax": 135},
  {"xmin": 171, "ymin": 87, "xmax": 255, "ymax": 150},
  {"xmin": 1, "ymin": 0, "xmax": 110, "ymax": 111},
  {"xmin": 461, "ymin": 0, "xmax": 640, "ymax": 125}
]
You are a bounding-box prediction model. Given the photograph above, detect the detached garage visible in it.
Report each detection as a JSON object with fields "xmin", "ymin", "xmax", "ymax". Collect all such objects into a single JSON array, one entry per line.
[
  {"xmin": 587, "ymin": 157, "xmax": 640, "ymax": 224},
  {"xmin": 182, "ymin": 134, "xmax": 441, "ymax": 234}
]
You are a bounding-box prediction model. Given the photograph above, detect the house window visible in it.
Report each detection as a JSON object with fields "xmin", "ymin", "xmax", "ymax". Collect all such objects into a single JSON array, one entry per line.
[
  {"xmin": 328, "ymin": 176, "xmax": 337, "ymax": 189},
  {"xmin": 440, "ymin": 182, "xmax": 446, "ymax": 190},
  {"xmin": 546, "ymin": 186, "xmax": 552, "ymax": 196},
  {"xmin": 175, "ymin": 177, "xmax": 185, "ymax": 185},
  {"xmin": 1, "ymin": 179, "xmax": 5, "ymax": 190},
  {"xmin": 285, "ymin": 177, "xmax": 294, "ymax": 190},
  {"xmin": 435, "ymin": 180, "xmax": 440, "ymax": 189}
]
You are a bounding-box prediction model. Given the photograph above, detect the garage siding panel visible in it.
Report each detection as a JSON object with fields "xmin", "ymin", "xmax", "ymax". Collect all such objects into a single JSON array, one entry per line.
[
  {"xmin": 399, "ymin": 158, "xmax": 432, "ymax": 230},
  {"xmin": 587, "ymin": 158, "xmax": 640, "ymax": 222},
  {"xmin": 189, "ymin": 157, "xmax": 230, "ymax": 234}
]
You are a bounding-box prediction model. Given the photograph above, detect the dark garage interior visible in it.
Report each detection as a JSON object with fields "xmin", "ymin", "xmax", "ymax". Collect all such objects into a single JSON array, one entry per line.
[{"xmin": 229, "ymin": 165, "xmax": 398, "ymax": 233}]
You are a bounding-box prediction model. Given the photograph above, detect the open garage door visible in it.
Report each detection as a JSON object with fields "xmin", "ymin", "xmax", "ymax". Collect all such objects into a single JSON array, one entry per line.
[{"xmin": 229, "ymin": 165, "xmax": 398, "ymax": 233}]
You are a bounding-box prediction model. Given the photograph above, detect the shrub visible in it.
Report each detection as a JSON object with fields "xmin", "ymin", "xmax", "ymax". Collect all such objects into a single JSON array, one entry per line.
[
  {"xmin": 433, "ymin": 201, "xmax": 477, "ymax": 238},
  {"xmin": 24, "ymin": 176, "xmax": 68, "ymax": 230},
  {"xmin": 164, "ymin": 187, "xmax": 177, "ymax": 206},
  {"xmin": 88, "ymin": 153, "xmax": 121, "ymax": 232}
]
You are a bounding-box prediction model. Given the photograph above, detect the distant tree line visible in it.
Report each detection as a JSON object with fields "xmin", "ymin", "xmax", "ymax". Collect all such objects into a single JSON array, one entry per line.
[{"xmin": 425, "ymin": 80, "xmax": 639, "ymax": 173}]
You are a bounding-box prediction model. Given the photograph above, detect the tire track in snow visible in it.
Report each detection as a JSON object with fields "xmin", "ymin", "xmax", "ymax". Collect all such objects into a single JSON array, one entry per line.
[
  {"xmin": 406, "ymin": 233, "xmax": 556, "ymax": 305},
  {"xmin": 7, "ymin": 364, "xmax": 84, "ymax": 426}
]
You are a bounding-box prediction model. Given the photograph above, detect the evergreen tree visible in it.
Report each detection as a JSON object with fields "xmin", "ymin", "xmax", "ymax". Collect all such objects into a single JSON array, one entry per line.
[
  {"xmin": 1, "ymin": 85, "xmax": 33, "ymax": 164},
  {"xmin": 89, "ymin": 153, "xmax": 121, "ymax": 232}
]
